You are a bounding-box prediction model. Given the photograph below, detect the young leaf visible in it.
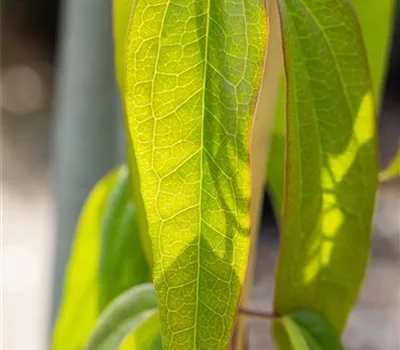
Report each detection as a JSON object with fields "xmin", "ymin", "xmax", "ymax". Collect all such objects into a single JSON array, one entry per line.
[
  {"xmin": 274, "ymin": 0, "xmax": 378, "ymax": 334},
  {"xmin": 120, "ymin": 310, "xmax": 162, "ymax": 350},
  {"xmin": 86, "ymin": 284, "xmax": 159, "ymax": 350},
  {"xmin": 52, "ymin": 168, "xmax": 119, "ymax": 350},
  {"xmin": 99, "ymin": 166, "xmax": 151, "ymax": 309},
  {"xmin": 380, "ymin": 151, "xmax": 400, "ymax": 182},
  {"xmin": 274, "ymin": 311, "xmax": 344, "ymax": 350},
  {"xmin": 289, "ymin": 311, "xmax": 343, "ymax": 350},
  {"xmin": 278, "ymin": 316, "xmax": 309, "ymax": 350},
  {"xmin": 266, "ymin": 0, "xmax": 394, "ymax": 214},
  {"xmin": 52, "ymin": 166, "xmax": 150, "ymax": 349},
  {"xmin": 123, "ymin": 1, "xmax": 268, "ymax": 349}
]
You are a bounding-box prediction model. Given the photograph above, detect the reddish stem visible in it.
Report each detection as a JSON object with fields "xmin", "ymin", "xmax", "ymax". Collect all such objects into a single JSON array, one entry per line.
[{"xmin": 238, "ymin": 307, "xmax": 280, "ymax": 320}]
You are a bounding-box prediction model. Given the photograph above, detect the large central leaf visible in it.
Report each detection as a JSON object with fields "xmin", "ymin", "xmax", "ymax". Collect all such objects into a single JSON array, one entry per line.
[{"xmin": 124, "ymin": 1, "xmax": 267, "ymax": 348}]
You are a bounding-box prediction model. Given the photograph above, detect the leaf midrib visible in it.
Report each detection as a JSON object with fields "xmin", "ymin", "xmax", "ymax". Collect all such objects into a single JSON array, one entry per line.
[{"xmin": 194, "ymin": 0, "xmax": 211, "ymax": 348}]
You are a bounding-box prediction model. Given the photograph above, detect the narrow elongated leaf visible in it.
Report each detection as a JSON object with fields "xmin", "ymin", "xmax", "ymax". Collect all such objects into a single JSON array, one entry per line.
[
  {"xmin": 380, "ymin": 151, "xmax": 400, "ymax": 182},
  {"xmin": 52, "ymin": 166, "xmax": 150, "ymax": 349},
  {"xmin": 99, "ymin": 166, "xmax": 150, "ymax": 309},
  {"xmin": 113, "ymin": 0, "xmax": 154, "ymax": 266},
  {"xmin": 350, "ymin": 0, "xmax": 395, "ymax": 105},
  {"xmin": 120, "ymin": 310, "xmax": 162, "ymax": 350},
  {"xmin": 279, "ymin": 317, "xmax": 309, "ymax": 350},
  {"xmin": 86, "ymin": 284, "xmax": 159, "ymax": 350},
  {"xmin": 124, "ymin": 1, "xmax": 268, "ymax": 349},
  {"xmin": 274, "ymin": 311, "xmax": 344, "ymax": 350},
  {"xmin": 274, "ymin": 0, "xmax": 378, "ymax": 333},
  {"xmin": 266, "ymin": 0, "xmax": 394, "ymax": 214},
  {"xmin": 52, "ymin": 168, "xmax": 119, "ymax": 350},
  {"xmin": 289, "ymin": 311, "xmax": 343, "ymax": 350}
]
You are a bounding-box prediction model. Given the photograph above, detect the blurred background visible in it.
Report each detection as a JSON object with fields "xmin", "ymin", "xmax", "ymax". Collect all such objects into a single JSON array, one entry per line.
[{"xmin": 0, "ymin": 1, "xmax": 399, "ymax": 349}]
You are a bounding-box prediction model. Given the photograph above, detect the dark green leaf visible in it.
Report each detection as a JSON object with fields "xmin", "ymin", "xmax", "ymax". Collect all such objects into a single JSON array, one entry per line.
[
  {"xmin": 274, "ymin": 0, "xmax": 378, "ymax": 333},
  {"xmin": 274, "ymin": 311, "xmax": 344, "ymax": 350},
  {"xmin": 266, "ymin": 0, "xmax": 394, "ymax": 214}
]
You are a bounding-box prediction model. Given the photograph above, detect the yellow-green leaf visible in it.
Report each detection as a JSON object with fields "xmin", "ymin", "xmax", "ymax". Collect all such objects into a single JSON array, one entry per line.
[
  {"xmin": 123, "ymin": 1, "xmax": 268, "ymax": 349},
  {"xmin": 274, "ymin": 0, "xmax": 378, "ymax": 333},
  {"xmin": 279, "ymin": 316, "xmax": 309, "ymax": 350},
  {"xmin": 266, "ymin": 0, "xmax": 394, "ymax": 214},
  {"xmin": 52, "ymin": 166, "xmax": 150, "ymax": 349},
  {"xmin": 120, "ymin": 310, "xmax": 162, "ymax": 350},
  {"xmin": 52, "ymin": 168, "xmax": 119, "ymax": 350},
  {"xmin": 113, "ymin": 0, "xmax": 154, "ymax": 267},
  {"xmin": 113, "ymin": 0, "xmax": 133, "ymax": 88},
  {"xmin": 86, "ymin": 284, "xmax": 159, "ymax": 350},
  {"xmin": 380, "ymin": 150, "xmax": 400, "ymax": 181},
  {"xmin": 99, "ymin": 167, "xmax": 151, "ymax": 309}
]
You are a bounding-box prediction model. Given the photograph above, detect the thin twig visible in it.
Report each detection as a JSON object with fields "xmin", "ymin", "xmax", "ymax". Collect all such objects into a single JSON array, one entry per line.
[{"xmin": 238, "ymin": 307, "xmax": 280, "ymax": 320}]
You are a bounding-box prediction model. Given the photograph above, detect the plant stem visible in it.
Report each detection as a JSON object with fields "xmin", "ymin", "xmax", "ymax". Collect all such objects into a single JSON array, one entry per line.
[{"xmin": 238, "ymin": 308, "xmax": 280, "ymax": 320}]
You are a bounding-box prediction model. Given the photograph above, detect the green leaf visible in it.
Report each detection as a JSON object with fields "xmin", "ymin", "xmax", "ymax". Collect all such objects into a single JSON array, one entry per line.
[
  {"xmin": 52, "ymin": 166, "xmax": 150, "ymax": 349},
  {"xmin": 274, "ymin": 0, "xmax": 378, "ymax": 334},
  {"xmin": 123, "ymin": 1, "xmax": 268, "ymax": 349},
  {"xmin": 113, "ymin": 0, "xmax": 154, "ymax": 267},
  {"xmin": 266, "ymin": 0, "xmax": 394, "ymax": 214},
  {"xmin": 380, "ymin": 151, "xmax": 400, "ymax": 182},
  {"xmin": 350, "ymin": 0, "xmax": 395, "ymax": 107},
  {"xmin": 120, "ymin": 312, "xmax": 162, "ymax": 350},
  {"xmin": 52, "ymin": 168, "xmax": 119, "ymax": 350},
  {"xmin": 274, "ymin": 311, "xmax": 344, "ymax": 350},
  {"xmin": 234, "ymin": 1, "xmax": 285, "ymax": 347},
  {"xmin": 86, "ymin": 283, "xmax": 159, "ymax": 350},
  {"xmin": 113, "ymin": 0, "xmax": 133, "ymax": 88},
  {"xmin": 279, "ymin": 316, "xmax": 309, "ymax": 350},
  {"xmin": 99, "ymin": 166, "xmax": 151, "ymax": 309}
]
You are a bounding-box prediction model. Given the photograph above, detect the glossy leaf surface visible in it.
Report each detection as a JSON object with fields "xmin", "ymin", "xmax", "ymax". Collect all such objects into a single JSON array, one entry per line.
[
  {"xmin": 123, "ymin": 1, "xmax": 268, "ymax": 349},
  {"xmin": 274, "ymin": 0, "xmax": 378, "ymax": 333},
  {"xmin": 266, "ymin": 0, "xmax": 394, "ymax": 214},
  {"xmin": 52, "ymin": 166, "xmax": 150, "ymax": 349},
  {"xmin": 86, "ymin": 284, "xmax": 159, "ymax": 350}
]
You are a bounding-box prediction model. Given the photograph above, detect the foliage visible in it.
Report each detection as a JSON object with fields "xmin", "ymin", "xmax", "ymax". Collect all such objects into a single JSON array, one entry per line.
[
  {"xmin": 273, "ymin": 0, "xmax": 378, "ymax": 334},
  {"xmin": 274, "ymin": 311, "xmax": 344, "ymax": 350},
  {"xmin": 266, "ymin": 0, "xmax": 394, "ymax": 214},
  {"xmin": 52, "ymin": 166, "xmax": 150, "ymax": 349},
  {"xmin": 53, "ymin": 0, "xmax": 394, "ymax": 349}
]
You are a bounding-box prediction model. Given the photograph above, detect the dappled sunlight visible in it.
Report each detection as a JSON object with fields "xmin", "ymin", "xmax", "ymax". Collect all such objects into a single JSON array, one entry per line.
[
  {"xmin": 273, "ymin": 0, "xmax": 379, "ymax": 333},
  {"xmin": 323, "ymin": 92, "xmax": 375, "ymax": 187},
  {"xmin": 302, "ymin": 205, "xmax": 344, "ymax": 284}
]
